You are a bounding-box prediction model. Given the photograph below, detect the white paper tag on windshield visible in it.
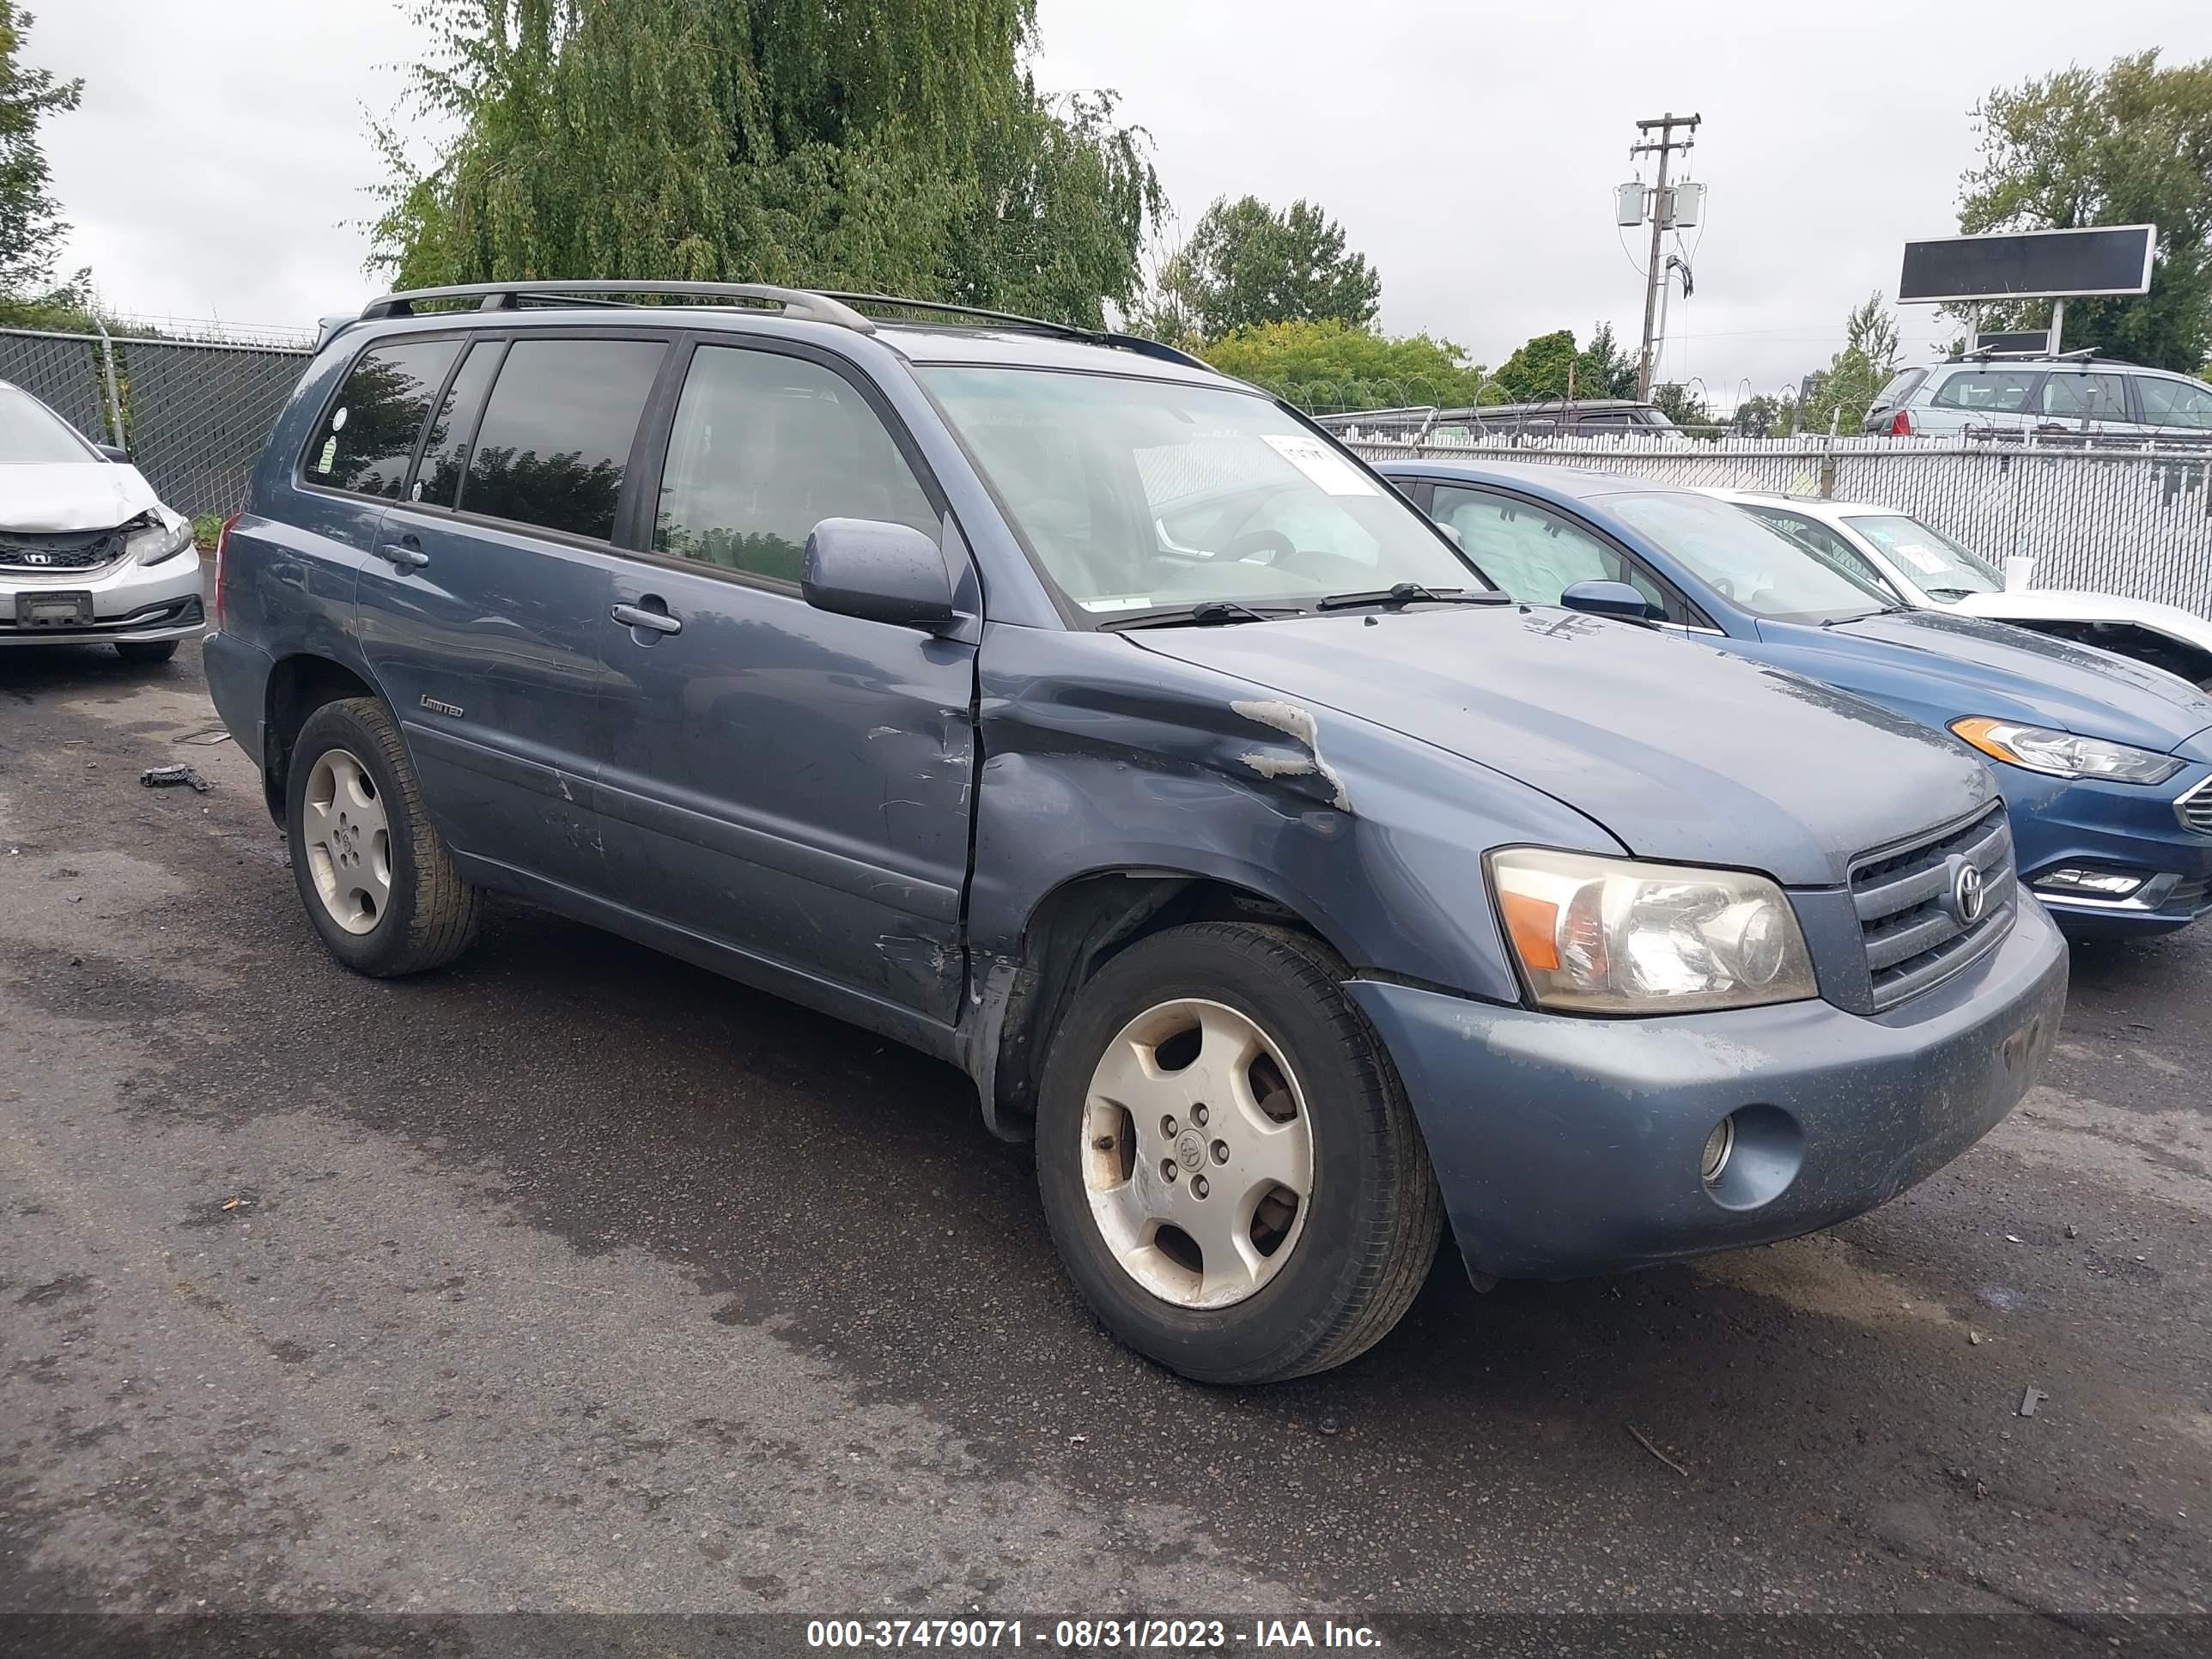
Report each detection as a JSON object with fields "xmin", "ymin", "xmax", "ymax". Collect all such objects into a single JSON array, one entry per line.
[
  {"xmin": 1261, "ymin": 433, "xmax": 1377, "ymax": 496},
  {"xmin": 1894, "ymin": 544, "xmax": 1948, "ymax": 574},
  {"xmin": 1079, "ymin": 595, "xmax": 1157, "ymax": 612}
]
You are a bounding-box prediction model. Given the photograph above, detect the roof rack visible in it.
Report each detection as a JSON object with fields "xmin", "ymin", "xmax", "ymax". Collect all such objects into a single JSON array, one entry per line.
[
  {"xmin": 358, "ymin": 281, "xmax": 877, "ymax": 331},
  {"xmin": 817, "ymin": 292, "xmax": 1214, "ymax": 373},
  {"xmin": 353, "ymin": 280, "xmax": 1219, "ymax": 374}
]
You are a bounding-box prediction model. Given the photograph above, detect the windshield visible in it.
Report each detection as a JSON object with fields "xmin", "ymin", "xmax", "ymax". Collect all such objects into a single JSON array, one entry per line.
[
  {"xmin": 0, "ymin": 384, "xmax": 97, "ymax": 464},
  {"xmin": 1844, "ymin": 513, "xmax": 2003, "ymax": 598},
  {"xmin": 1604, "ymin": 490, "xmax": 1894, "ymax": 623},
  {"xmin": 917, "ymin": 367, "xmax": 1480, "ymax": 617}
]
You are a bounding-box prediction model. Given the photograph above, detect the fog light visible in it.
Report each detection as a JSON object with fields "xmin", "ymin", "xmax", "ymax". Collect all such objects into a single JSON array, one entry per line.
[
  {"xmin": 2033, "ymin": 867, "xmax": 2146, "ymax": 899},
  {"xmin": 1700, "ymin": 1115, "xmax": 1736, "ymax": 1185}
]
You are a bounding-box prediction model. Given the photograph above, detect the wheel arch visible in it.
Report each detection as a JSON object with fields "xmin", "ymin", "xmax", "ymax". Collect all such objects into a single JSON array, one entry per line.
[
  {"xmin": 969, "ymin": 865, "xmax": 1339, "ymax": 1141},
  {"xmin": 262, "ymin": 653, "xmax": 382, "ymax": 824}
]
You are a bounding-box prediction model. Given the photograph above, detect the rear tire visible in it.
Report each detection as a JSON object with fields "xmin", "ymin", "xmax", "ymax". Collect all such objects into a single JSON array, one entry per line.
[
  {"xmin": 286, "ymin": 696, "xmax": 480, "ymax": 976},
  {"xmin": 115, "ymin": 640, "xmax": 178, "ymax": 665},
  {"xmin": 1035, "ymin": 922, "xmax": 1442, "ymax": 1384}
]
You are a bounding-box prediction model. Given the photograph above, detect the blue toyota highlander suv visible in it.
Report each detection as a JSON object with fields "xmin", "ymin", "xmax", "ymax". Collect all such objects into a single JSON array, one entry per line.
[
  {"xmin": 204, "ymin": 283, "xmax": 2067, "ymax": 1383},
  {"xmin": 1379, "ymin": 459, "xmax": 2212, "ymax": 939}
]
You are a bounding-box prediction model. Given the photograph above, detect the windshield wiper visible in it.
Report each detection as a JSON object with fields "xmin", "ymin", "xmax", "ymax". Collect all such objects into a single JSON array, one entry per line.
[
  {"xmin": 1922, "ymin": 586, "xmax": 1978, "ymax": 600},
  {"xmin": 1315, "ymin": 581, "xmax": 1511, "ymax": 612},
  {"xmin": 1107, "ymin": 600, "xmax": 1301, "ymax": 629},
  {"xmin": 1822, "ymin": 604, "xmax": 1913, "ymax": 627}
]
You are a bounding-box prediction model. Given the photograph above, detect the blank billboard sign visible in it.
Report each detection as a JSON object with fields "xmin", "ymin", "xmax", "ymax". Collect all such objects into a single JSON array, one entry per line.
[{"xmin": 1899, "ymin": 225, "xmax": 2155, "ymax": 303}]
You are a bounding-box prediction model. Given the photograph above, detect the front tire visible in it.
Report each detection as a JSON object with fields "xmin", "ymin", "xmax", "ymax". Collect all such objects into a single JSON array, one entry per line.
[
  {"xmin": 116, "ymin": 640, "xmax": 179, "ymax": 665},
  {"xmin": 1036, "ymin": 923, "xmax": 1442, "ymax": 1384},
  {"xmin": 286, "ymin": 697, "xmax": 480, "ymax": 976}
]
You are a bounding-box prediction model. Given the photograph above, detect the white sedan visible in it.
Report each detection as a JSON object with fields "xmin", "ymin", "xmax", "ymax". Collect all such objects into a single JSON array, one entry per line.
[
  {"xmin": 2, "ymin": 379, "xmax": 204, "ymax": 663},
  {"xmin": 1705, "ymin": 487, "xmax": 2212, "ymax": 693}
]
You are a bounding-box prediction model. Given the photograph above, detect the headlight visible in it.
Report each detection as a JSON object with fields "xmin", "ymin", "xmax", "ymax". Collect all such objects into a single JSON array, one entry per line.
[
  {"xmin": 126, "ymin": 514, "xmax": 195, "ymax": 567},
  {"xmin": 1487, "ymin": 848, "xmax": 1819, "ymax": 1014},
  {"xmin": 1950, "ymin": 717, "xmax": 2183, "ymax": 786}
]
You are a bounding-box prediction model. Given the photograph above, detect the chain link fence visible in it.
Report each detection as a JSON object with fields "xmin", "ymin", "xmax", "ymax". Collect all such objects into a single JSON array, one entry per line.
[
  {"xmin": 1, "ymin": 324, "xmax": 312, "ymax": 520},
  {"xmin": 1332, "ymin": 428, "xmax": 2212, "ymax": 619}
]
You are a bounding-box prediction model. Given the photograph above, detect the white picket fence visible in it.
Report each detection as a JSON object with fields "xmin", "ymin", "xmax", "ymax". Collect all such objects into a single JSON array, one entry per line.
[{"xmin": 1334, "ymin": 430, "xmax": 2212, "ymax": 619}]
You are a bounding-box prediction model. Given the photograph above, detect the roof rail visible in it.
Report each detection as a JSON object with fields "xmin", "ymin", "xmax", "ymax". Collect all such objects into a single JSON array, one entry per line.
[
  {"xmin": 357, "ymin": 281, "xmax": 877, "ymax": 332},
  {"xmin": 817, "ymin": 292, "xmax": 1217, "ymax": 373}
]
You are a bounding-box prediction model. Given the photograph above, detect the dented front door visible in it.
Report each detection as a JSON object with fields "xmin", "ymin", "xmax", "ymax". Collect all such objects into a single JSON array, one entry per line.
[{"xmin": 590, "ymin": 570, "xmax": 976, "ymax": 1021}]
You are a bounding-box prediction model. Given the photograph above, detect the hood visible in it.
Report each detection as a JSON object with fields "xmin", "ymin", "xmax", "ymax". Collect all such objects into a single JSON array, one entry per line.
[
  {"xmin": 0, "ymin": 460, "xmax": 165, "ymax": 532},
  {"xmin": 1778, "ymin": 608, "xmax": 2212, "ymax": 754},
  {"xmin": 1128, "ymin": 605, "xmax": 1996, "ymax": 888},
  {"xmin": 1954, "ymin": 589, "xmax": 2212, "ymax": 647}
]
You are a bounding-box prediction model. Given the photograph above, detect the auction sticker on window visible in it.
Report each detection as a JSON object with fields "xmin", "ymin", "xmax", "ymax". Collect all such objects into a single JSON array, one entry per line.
[
  {"xmin": 1261, "ymin": 433, "xmax": 1377, "ymax": 496},
  {"xmin": 1891, "ymin": 543, "xmax": 1949, "ymax": 574}
]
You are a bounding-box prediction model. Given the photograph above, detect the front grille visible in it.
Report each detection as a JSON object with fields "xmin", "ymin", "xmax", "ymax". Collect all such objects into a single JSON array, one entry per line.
[
  {"xmin": 1852, "ymin": 804, "xmax": 2015, "ymax": 1011},
  {"xmin": 2179, "ymin": 778, "xmax": 2212, "ymax": 838},
  {"xmin": 0, "ymin": 527, "xmax": 127, "ymax": 572}
]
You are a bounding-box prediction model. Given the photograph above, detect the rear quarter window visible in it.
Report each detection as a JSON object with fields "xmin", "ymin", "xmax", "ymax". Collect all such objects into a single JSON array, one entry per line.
[
  {"xmin": 302, "ymin": 338, "xmax": 463, "ymax": 499},
  {"xmin": 1871, "ymin": 368, "xmax": 1927, "ymax": 407},
  {"xmin": 1930, "ymin": 369, "xmax": 2040, "ymax": 414}
]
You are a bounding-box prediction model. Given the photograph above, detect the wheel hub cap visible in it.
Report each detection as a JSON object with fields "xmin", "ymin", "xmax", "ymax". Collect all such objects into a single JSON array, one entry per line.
[
  {"xmin": 1080, "ymin": 999, "xmax": 1315, "ymax": 1310},
  {"xmin": 301, "ymin": 747, "xmax": 392, "ymax": 936}
]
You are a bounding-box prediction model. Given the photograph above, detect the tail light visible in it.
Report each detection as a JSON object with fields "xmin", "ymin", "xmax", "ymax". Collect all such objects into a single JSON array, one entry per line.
[
  {"xmin": 1888, "ymin": 408, "xmax": 1913, "ymax": 436},
  {"xmin": 211, "ymin": 513, "xmax": 240, "ymax": 630}
]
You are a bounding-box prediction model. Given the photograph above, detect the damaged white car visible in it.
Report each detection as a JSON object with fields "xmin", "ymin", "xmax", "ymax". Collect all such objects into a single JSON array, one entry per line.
[
  {"xmin": 2, "ymin": 379, "xmax": 203, "ymax": 663},
  {"xmin": 1710, "ymin": 488, "xmax": 2212, "ymax": 693}
]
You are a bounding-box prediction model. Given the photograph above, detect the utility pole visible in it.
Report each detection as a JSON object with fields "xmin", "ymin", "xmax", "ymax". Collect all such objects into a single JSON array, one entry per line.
[{"xmin": 1631, "ymin": 111, "xmax": 1699, "ymax": 401}]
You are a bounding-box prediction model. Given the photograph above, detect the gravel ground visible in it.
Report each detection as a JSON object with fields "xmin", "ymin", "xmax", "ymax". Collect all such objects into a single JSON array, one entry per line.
[{"xmin": 1, "ymin": 641, "xmax": 2206, "ymax": 1654}]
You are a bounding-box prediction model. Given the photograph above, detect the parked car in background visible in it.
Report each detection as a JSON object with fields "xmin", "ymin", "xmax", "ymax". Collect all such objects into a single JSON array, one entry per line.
[
  {"xmin": 0, "ymin": 380, "xmax": 202, "ymax": 662},
  {"xmin": 1380, "ymin": 459, "xmax": 2212, "ymax": 939},
  {"xmin": 1316, "ymin": 398, "xmax": 1676, "ymax": 443},
  {"xmin": 1709, "ymin": 489, "xmax": 2212, "ymax": 693},
  {"xmin": 1863, "ymin": 355, "xmax": 2212, "ymax": 440},
  {"xmin": 203, "ymin": 280, "xmax": 2067, "ymax": 1383}
]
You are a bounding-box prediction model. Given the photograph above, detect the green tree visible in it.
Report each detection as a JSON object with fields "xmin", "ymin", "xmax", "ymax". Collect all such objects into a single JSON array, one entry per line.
[
  {"xmin": 1574, "ymin": 321, "xmax": 1638, "ymax": 399},
  {"xmin": 0, "ymin": 3, "xmax": 82, "ymax": 301},
  {"xmin": 1158, "ymin": 195, "xmax": 1381, "ymax": 341},
  {"xmin": 1730, "ymin": 392, "xmax": 1798, "ymax": 437},
  {"xmin": 1802, "ymin": 292, "xmax": 1901, "ymax": 433},
  {"xmin": 1197, "ymin": 319, "xmax": 1487, "ymax": 411},
  {"xmin": 372, "ymin": 0, "xmax": 1159, "ymax": 327},
  {"xmin": 1650, "ymin": 381, "xmax": 1712, "ymax": 429},
  {"xmin": 1491, "ymin": 329, "xmax": 1578, "ymax": 402},
  {"xmin": 1956, "ymin": 51, "xmax": 2212, "ymax": 371}
]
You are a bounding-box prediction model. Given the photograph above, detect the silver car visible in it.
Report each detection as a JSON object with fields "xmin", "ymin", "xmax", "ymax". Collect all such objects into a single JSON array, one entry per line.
[
  {"xmin": 1863, "ymin": 357, "xmax": 2212, "ymax": 440},
  {"xmin": 1, "ymin": 380, "xmax": 204, "ymax": 662}
]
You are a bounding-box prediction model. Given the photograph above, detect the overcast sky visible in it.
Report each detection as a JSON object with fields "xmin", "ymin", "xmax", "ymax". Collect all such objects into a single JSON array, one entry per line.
[{"xmin": 34, "ymin": 0, "xmax": 2212, "ymax": 404}]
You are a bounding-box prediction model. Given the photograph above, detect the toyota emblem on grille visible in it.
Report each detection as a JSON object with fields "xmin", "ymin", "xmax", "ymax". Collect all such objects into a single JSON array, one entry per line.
[{"xmin": 1950, "ymin": 860, "xmax": 1985, "ymax": 926}]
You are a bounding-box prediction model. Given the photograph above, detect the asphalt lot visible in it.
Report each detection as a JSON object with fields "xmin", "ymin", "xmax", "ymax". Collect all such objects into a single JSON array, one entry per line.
[{"xmin": 2, "ymin": 641, "xmax": 2208, "ymax": 1647}]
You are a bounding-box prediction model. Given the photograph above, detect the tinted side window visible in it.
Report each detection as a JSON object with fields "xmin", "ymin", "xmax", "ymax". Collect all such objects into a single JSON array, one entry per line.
[
  {"xmin": 1931, "ymin": 369, "xmax": 2039, "ymax": 414},
  {"xmin": 2040, "ymin": 371, "xmax": 2130, "ymax": 421},
  {"xmin": 303, "ymin": 338, "xmax": 461, "ymax": 499},
  {"xmin": 462, "ymin": 337, "xmax": 666, "ymax": 541},
  {"xmin": 2139, "ymin": 377, "xmax": 2212, "ymax": 430},
  {"xmin": 654, "ymin": 345, "xmax": 938, "ymax": 583},
  {"xmin": 415, "ymin": 340, "xmax": 505, "ymax": 509},
  {"xmin": 1872, "ymin": 368, "xmax": 1928, "ymax": 407}
]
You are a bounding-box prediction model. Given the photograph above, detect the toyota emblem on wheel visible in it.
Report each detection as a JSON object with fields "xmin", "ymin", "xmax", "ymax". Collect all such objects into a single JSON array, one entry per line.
[{"xmin": 1952, "ymin": 860, "xmax": 1985, "ymax": 926}]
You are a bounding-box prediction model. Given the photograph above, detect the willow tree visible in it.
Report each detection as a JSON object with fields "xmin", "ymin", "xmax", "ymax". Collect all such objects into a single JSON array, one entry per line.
[{"xmin": 370, "ymin": 0, "xmax": 1161, "ymax": 326}]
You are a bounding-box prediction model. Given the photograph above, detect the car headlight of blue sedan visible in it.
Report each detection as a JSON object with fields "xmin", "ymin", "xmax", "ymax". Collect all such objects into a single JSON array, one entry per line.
[{"xmin": 1949, "ymin": 717, "xmax": 2185, "ymax": 787}]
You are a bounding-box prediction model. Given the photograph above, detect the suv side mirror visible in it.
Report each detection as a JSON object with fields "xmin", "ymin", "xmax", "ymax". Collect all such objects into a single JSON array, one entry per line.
[
  {"xmin": 1559, "ymin": 579, "xmax": 1654, "ymax": 622},
  {"xmin": 802, "ymin": 517, "xmax": 957, "ymax": 626},
  {"xmin": 94, "ymin": 442, "xmax": 130, "ymax": 464}
]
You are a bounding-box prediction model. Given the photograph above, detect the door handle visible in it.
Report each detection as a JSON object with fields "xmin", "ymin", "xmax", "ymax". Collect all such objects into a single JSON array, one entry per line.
[
  {"xmin": 611, "ymin": 601, "xmax": 682, "ymax": 636},
  {"xmin": 377, "ymin": 539, "xmax": 428, "ymax": 568}
]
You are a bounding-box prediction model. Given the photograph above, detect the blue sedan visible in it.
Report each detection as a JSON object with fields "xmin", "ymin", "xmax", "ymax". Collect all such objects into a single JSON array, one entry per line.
[{"xmin": 1376, "ymin": 459, "xmax": 2212, "ymax": 939}]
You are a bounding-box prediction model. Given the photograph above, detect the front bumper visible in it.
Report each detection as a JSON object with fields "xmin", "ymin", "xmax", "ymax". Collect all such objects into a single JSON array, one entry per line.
[
  {"xmin": 1346, "ymin": 895, "xmax": 2068, "ymax": 1280},
  {"xmin": 2000, "ymin": 765, "xmax": 2212, "ymax": 938},
  {"xmin": 0, "ymin": 550, "xmax": 205, "ymax": 647}
]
